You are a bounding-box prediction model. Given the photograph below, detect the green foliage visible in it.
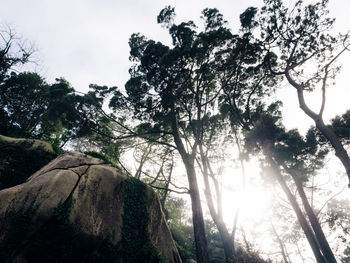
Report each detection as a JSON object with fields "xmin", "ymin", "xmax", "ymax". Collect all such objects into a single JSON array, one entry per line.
[
  {"xmin": 157, "ymin": 6, "xmax": 175, "ymax": 28},
  {"xmin": 85, "ymin": 151, "xmax": 122, "ymax": 172},
  {"xmin": 259, "ymin": 0, "xmax": 337, "ymax": 80},
  {"xmin": 171, "ymin": 223, "xmax": 196, "ymax": 261},
  {"xmin": 244, "ymin": 113, "xmax": 283, "ymax": 152},
  {"xmin": 201, "ymin": 8, "xmax": 227, "ymax": 30},
  {"xmin": 341, "ymin": 246, "xmax": 350, "ymax": 263},
  {"xmin": 0, "ymin": 73, "xmax": 83, "ymax": 143},
  {"xmin": 0, "ymin": 45, "xmax": 120, "ymax": 148},
  {"xmin": 327, "ymin": 199, "xmax": 350, "ymax": 262},
  {"xmin": 244, "ymin": 110, "xmax": 328, "ymax": 183},
  {"xmin": 49, "ymin": 136, "xmax": 65, "ymax": 155},
  {"xmin": 240, "ymin": 7, "xmax": 258, "ymax": 30},
  {"xmin": 120, "ymin": 177, "xmax": 164, "ymax": 262},
  {"xmin": 330, "ymin": 110, "xmax": 350, "ymax": 145},
  {"xmin": 2, "ymin": 177, "xmax": 165, "ymax": 262},
  {"xmin": 170, "ymin": 218, "xmax": 271, "ymax": 263},
  {"xmin": 111, "ymin": 6, "xmax": 239, "ymax": 146},
  {"xmin": 274, "ymin": 128, "xmax": 328, "ymax": 179},
  {"xmin": 233, "ymin": 246, "xmax": 270, "ymax": 263}
]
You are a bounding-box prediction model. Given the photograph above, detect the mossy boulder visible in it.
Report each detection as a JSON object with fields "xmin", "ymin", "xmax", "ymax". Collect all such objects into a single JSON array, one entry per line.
[
  {"xmin": 0, "ymin": 151, "xmax": 181, "ymax": 263},
  {"xmin": 0, "ymin": 135, "xmax": 58, "ymax": 190}
]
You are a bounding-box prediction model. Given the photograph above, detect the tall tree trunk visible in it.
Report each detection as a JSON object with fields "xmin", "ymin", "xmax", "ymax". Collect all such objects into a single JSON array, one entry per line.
[
  {"xmin": 231, "ymin": 130, "xmax": 246, "ymax": 250},
  {"xmin": 199, "ymin": 146, "xmax": 234, "ymax": 262},
  {"xmin": 284, "ymin": 166, "xmax": 337, "ymax": 263},
  {"xmin": 263, "ymin": 142, "xmax": 326, "ymax": 263},
  {"xmin": 170, "ymin": 108, "xmax": 209, "ymax": 263},
  {"xmin": 183, "ymin": 158, "xmax": 210, "ymax": 263},
  {"xmin": 134, "ymin": 144, "xmax": 152, "ymax": 179},
  {"xmin": 160, "ymin": 159, "xmax": 174, "ymax": 219}
]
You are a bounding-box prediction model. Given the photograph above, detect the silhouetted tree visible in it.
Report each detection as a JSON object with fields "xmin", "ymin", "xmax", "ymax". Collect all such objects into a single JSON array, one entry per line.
[{"xmin": 255, "ymin": 0, "xmax": 350, "ymax": 186}]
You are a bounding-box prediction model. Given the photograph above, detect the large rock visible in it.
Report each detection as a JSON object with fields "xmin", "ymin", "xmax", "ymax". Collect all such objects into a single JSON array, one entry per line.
[
  {"xmin": 0, "ymin": 151, "xmax": 182, "ymax": 263},
  {"xmin": 0, "ymin": 135, "xmax": 58, "ymax": 190}
]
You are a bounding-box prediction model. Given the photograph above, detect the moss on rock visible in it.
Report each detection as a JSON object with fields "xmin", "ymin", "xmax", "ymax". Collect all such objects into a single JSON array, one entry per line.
[
  {"xmin": 0, "ymin": 152, "xmax": 180, "ymax": 263},
  {"xmin": 85, "ymin": 151, "xmax": 123, "ymax": 172},
  {"xmin": 120, "ymin": 177, "xmax": 165, "ymax": 263}
]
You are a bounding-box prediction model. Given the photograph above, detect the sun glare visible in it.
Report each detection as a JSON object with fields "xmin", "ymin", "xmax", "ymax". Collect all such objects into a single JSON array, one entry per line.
[{"xmin": 220, "ymin": 160, "xmax": 273, "ymax": 227}]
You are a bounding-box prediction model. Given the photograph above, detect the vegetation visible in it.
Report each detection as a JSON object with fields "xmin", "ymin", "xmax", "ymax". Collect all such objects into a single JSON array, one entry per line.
[
  {"xmin": 120, "ymin": 177, "xmax": 165, "ymax": 263},
  {"xmin": 1, "ymin": 0, "xmax": 350, "ymax": 262}
]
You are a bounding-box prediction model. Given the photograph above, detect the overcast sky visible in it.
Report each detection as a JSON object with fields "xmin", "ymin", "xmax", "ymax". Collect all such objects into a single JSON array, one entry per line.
[{"xmin": 1, "ymin": 0, "xmax": 349, "ymax": 130}]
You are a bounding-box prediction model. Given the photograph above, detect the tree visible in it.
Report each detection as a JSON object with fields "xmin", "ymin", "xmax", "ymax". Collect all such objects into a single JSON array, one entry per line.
[
  {"xmin": 0, "ymin": 26, "xmax": 118, "ymax": 148},
  {"xmin": 110, "ymin": 7, "xmax": 243, "ymax": 262},
  {"xmin": 0, "ymin": 25, "xmax": 33, "ymax": 83},
  {"xmin": 255, "ymin": 0, "xmax": 350, "ymax": 186},
  {"xmin": 327, "ymin": 198, "xmax": 350, "ymax": 262},
  {"xmin": 216, "ymin": 3, "xmax": 347, "ymax": 259},
  {"xmin": 195, "ymin": 114, "xmax": 235, "ymax": 261},
  {"xmin": 244, "ymin": 112, "xmax": 337, "ymax": 263},
  {"xmin": 1, "ymin": 73, "xmax": 77, "ymax": 142}
]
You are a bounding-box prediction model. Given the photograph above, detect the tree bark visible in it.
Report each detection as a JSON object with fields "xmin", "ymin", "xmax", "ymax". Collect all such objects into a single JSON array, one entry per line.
[
  {"xmin": 263, "ymin": 143, "xmax": 326, "ymax": 263},
  {"xmin": 199, "ymin": 146, "xmax": 234, "ymax": 262},
  {"xmin": 183, "ymin": 157, "xmax": 210, "ymax": 263},
  {"xmin": 285, "ymin": 72, "xmax": 350, "ymax": 186},
  {"xmin": 314, "ymin": 118, "xmax": 350, "ymax": 186},
  {"xmin": 170, "ymin": 106, "xmax": 210, "ymax": 263},
  {"xmin": 285, "ymin": 166, "xmax": 337, "ymax": 263},
  {"xmin": 231, "ymin": 131, "xmax": 245, "ymax": 250}
]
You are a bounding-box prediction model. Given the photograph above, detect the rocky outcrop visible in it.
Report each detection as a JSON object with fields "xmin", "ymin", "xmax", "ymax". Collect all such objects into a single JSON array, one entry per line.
[
  {"xmin": 0, "ymin": 151, "xmax": 181, "ymax": 263},
  {"xmin": 0, "ymin": 135, "xmax": 58, "ymax": 190}
]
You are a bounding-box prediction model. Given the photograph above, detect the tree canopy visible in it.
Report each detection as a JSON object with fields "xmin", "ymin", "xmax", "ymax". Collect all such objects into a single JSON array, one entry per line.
[{"xmin": 1, "ymin": 1, "xmax": 350, "ymax": 262}]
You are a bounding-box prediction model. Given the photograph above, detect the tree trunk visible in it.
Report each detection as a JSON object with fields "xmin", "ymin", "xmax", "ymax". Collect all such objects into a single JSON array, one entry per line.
[
  {"xmin": 202, "ymin": 170, "xmax": 234, "ymax": 261},
  {"xmin": 285, "ymin": 166, "xmax": 337, "ymax": 263},
  {"xmin": 184, "ymin": 158, "xmax": 210, "ymax": 263},
  {"xmin": 263, "ymin": 143, "xmax": 326, "ymax": 263},
  {"xmin": 199, "ymin": 146, "xmax": 234, "ymax": 262},
  {"xmin": 286, "ymin": 72, "xmax": 350, "ymax": 186},
  {"xmin": 170, "ymin": 107, "xmax": 209, "ymax": 263},
  {"xmin": 314, "ymin": 118, "xmax": 350, "ymax": 186},
  {"xmin": 231, "ymin": 131, "xmax": 245, "ymax": 251}
]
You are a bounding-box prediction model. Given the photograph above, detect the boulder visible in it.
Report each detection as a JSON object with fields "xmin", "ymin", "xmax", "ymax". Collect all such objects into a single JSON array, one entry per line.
[
  {"xmin": 0, "ymin": 151, "xmax": 182, "ymax": 263},
  {"xmin": 0, "ymin": 135, "xmax": 58, "ymax": 190}
]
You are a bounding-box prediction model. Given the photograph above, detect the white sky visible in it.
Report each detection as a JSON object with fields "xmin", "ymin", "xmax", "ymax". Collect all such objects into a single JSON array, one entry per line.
[
  {"xmin": 1, "ymin": 0, "xmax": 349, "ymax": 132},
  {"xmin": 1, "ymin": 1, "xmax": 349, "ymax": 261}
]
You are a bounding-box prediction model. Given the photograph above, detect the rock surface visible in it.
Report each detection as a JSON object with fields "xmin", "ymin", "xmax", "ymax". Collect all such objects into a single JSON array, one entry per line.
[
  {"xmin": 0, "ymin": 134, "xmax": 57, "ymax": 190},
  {"xmin": 0, "ymin": 151, "xmax": 182, "ymax": 263}
]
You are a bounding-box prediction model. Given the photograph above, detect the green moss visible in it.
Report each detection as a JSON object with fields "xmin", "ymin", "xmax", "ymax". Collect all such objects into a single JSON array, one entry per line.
[
  {"xmin": 119, "ymin": 177, "xmax": 164, "ymax": 263},
  {"xmin": 2, "ymin": 176, "xmax": 165, "ymax": 262},
  {"xmin": 4, "ymin": 178, "xmax": 164, "ymax": 263},
  {"xmin": 50, "ymin": 137, "xmax": 64, "ymax": 155},
  {"xmin": 85, "ymin": 151, "xmax": 123, "ymax": 172}
]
